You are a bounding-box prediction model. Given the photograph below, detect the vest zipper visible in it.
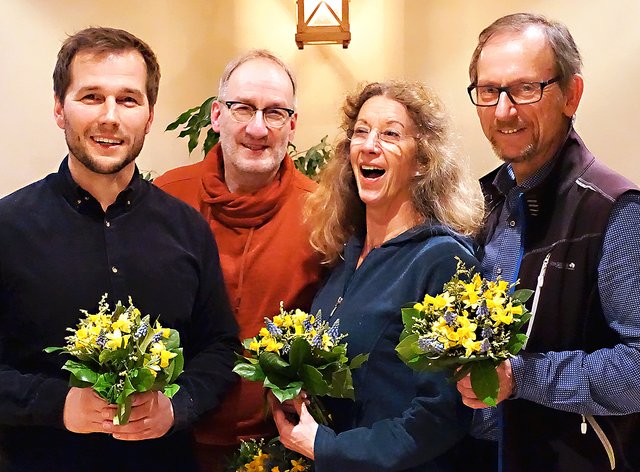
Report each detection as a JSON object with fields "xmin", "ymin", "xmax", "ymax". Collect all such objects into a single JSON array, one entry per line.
[
  {"xmin": 523, "ymin": 252, "xmax": 551, "ymax": 349},
  {"xmin": 581, "ymin": 415, "xmax": 616, "ymax": 470}
]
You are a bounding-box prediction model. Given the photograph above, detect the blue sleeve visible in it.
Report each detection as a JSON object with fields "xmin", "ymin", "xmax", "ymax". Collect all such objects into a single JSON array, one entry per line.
[{"xmin": 511, "ymin": 193, "xmax": 640, "ymax": 414}]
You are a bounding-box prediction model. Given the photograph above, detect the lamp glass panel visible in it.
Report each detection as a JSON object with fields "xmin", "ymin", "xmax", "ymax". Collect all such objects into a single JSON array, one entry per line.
[{"xmin": 304, "ymin": 0, "xmax": 342, "ymax": 26}]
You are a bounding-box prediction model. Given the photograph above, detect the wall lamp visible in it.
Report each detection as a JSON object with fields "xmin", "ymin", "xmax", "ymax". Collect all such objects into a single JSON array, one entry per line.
[{"xmin": 295, "ymin": 0, "xmax": 350, "ymax": 49}]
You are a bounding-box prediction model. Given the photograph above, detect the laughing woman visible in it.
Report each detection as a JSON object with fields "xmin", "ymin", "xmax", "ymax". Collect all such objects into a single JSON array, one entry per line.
[{"xmin": 270, "ymin": 81, "xmax": 486, "ymax": 471}]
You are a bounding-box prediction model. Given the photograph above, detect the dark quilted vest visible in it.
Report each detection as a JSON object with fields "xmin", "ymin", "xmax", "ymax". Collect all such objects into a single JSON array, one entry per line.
[{"xmin": 479, "ymin": 130, "xmax": 640, "ymax": 472}]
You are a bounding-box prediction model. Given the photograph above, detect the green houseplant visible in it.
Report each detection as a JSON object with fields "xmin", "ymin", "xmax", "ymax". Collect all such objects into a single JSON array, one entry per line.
[{"xmin": 166, "ymin": 96, "xmax": 331, "ymax": 180}]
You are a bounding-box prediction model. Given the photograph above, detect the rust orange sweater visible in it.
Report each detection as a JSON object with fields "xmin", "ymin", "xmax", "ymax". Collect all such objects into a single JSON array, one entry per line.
[{"xmin": 154, "ymin": 144, "xmax": 325, "ymax": 445}]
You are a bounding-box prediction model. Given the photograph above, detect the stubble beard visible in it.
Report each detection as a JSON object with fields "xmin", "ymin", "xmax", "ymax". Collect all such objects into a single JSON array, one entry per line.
[
  {"xmin": 220, "ymin": 136, "xmax": 287, "ymax": 183},
  {"xmin": 492, "ymin": 140, "xmax": 536, "ymax": 165},
  {"xmin": 65, "ymin": 127, "xmax": 144, "ymax": 175}
]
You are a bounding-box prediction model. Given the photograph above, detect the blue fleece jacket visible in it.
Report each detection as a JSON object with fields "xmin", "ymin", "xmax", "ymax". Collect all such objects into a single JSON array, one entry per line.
[{"xmin": 312, "ymin": 223, "xmax": 479, "ymax": 472}]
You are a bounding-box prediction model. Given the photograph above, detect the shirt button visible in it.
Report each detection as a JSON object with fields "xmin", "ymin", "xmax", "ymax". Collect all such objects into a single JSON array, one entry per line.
[
  {"xmin": 509, "ymin": 220, "xmax": 516, "ymax": 227},
  {"xmin": 105, "ymin": 221, "xmax": 111, "ymax": 228},
  {"xmin": 111, "ymin": 266, "xmax": 118, "ymax": 274},
  {"xmin": 126, "ymin": 200, "xmax": 131, "ymax": 206},
  {"xmin": 496, "ymin": 267, "xmax": 503, "ymax": 275},
  {"xmin": 76, "ymin": 199, "xmax": 82, "ymax": 205}
]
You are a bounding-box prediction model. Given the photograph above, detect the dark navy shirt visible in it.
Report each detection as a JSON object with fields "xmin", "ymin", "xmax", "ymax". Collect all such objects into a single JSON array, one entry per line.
[{"xmin": 0, "ymin": 158, "xmax": 239, "ymax": 471}]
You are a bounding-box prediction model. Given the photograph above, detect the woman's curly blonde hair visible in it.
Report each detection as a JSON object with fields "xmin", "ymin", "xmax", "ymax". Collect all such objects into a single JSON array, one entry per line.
[{"xmin": 306, "ymin": 80, "xmax": 484, "ymax": 265}]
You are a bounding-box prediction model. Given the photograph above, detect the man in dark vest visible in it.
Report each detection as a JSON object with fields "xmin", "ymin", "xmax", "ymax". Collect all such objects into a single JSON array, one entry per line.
[{"xmin": 457, "ymin": 12, "xmax": 640, "ymax": 472}]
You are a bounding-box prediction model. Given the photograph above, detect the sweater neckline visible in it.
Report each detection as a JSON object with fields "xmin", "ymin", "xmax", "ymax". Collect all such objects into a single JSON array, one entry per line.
[{"xmin": 200, "ymin": 144, "xmax": 294, "ymax": 228}]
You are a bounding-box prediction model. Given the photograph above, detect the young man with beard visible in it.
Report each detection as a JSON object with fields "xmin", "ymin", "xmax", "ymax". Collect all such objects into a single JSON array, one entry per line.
[
  {"xmin": 0, "ymin": 27, "xmax": 239, "ymax": 471},
  {"xmin": 155, "ymin": 51, "xmax": 324, "ymax": 471},
  {"xmin": 457, "ymin": 13, "xmax": 640, "ymax": 471}
]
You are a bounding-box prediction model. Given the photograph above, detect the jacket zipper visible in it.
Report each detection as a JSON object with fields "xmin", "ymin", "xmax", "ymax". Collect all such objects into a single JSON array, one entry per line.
[
  {"xmin": 523, "ymin": 252, "xmax": 551, "ymax": 349},
  {"xmin": 329, "ymin": 296, "xmax": 343, "ymax": 319},
  {"xmin": 581, "ymin": 415, "xmax": 616, "ymax": 470}
]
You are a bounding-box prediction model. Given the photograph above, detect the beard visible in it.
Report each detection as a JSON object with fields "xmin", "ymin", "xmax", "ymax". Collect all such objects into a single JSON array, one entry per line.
[
  {"xmin": 219, "ymin": 136, "xmax": 287, "ymax": 179},
  {"xmin": 491, "ymin": 140, "xmax": 536, "ymax": 165},
  {"xmin": 64, "ymin": 125, "xmax": 145, "ymax": 175}
]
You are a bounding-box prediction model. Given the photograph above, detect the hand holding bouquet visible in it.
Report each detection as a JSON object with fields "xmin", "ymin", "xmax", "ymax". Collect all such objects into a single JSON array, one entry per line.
[
  {"xmin": 395, "ymin": 258, "xmax": 532, "ymax": 406},
  {"xmin": 45, "ymin": 294, "xmax": 184, "ymax": 424},
  {"xmin": 233, "ymin": 303, "xmax": 368, "ymax": 425},
  {"xmin": 227, "ymin": 438, "xmax": 311, "ymax": 472}
]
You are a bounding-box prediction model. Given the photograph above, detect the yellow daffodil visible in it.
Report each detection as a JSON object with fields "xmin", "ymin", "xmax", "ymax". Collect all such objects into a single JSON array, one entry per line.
[
  {"xmin": 462, "ymin": 338, "xmax": 483, "ymax": 357},
  {"xmin": 461, "ymin": 282, "xmax": 481, "ymax": 307},
  {"xmin": 455, "ymin": 316, "xmax": 478, "ymax": 342},
  {"xmin": 159, "ymin": 349, "xmax": 177, "ymax": 368},
  {"xmin": 105, "ymin": 329, "xmax": 130, "ymax": 350},
  {"xmin": 260, "ymin": 336, "xmax": 284, "ymax": 353},
  {"xmin": 149, "ymin": 341, "xmax": 177, "ymax": 368},
  {"xmin": 249, "ymin": 339, "xmax": 261, "ymax": 352},
  {"xmin": 111, "ymin": 313, "xmax": 132, "ymax": 333},
  {"xmin": 290, "ymin": 459, "xmax": 307, "ymax": 471}
]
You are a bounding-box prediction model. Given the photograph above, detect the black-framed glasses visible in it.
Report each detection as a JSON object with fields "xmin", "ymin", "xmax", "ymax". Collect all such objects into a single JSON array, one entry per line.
[
  {"xmin": 222, "ymin": 100, "xmax": 294, "ymax": 128},
  {"xmin": 467, "ymin": 76, "xmax": 561, "ymax": 107}
]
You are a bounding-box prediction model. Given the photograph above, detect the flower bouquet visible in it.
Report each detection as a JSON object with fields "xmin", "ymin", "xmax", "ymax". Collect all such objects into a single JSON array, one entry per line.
[
  {"xmin": 395, "ymin": 258, "xmax": 532, "ymax": 406},
  {"xmin": 233, "ymin": 303, "xmax": 368, "ymax": 425},
  {"xmin": 45, "ymin": 294, "xmax": 184, "ymax": 424},
  {"xmin": 226, "ymin": 437, "xmax": 312, "ymax": 472}
]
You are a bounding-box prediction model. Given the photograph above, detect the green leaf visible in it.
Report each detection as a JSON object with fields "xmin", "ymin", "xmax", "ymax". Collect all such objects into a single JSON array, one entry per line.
[
  {"xmin": 130, "ymin": 368, "xmax": 156, "ymax": 392},
  {"xmin": 507, "ymin": 333, "xmax": 528, "ymax": 355},
  {"xmin": 288, "ymin": 337, "xmax": 312, "ymax": 369},
  {"xmin": 165, "ymin": 106, "xmax": 200, "ymax": 131},
  {"xmin": 401, "ymin": 307, "xmax": 420, "ymax": 333},
  {"xmin": 163, "ymin": 329, "xmax": 181, "ymax": 350},
  {"xmin": 395, "ymin": 333, "xmax": 420, "ymax": 362},
  {"xmin": 178, "ymin": 128, "xmax": 192, "ymax": 139},
  {"xmin": 203, "ymin": 128, "xmax": 220, "ymax": 156},
  {"xmin": 68, "ymin": 374, "xmax": 93, "ymax": 389},
  {"xmin": 62, "ymin": 360, "xmax": 99, "ymax": 384},
  {"xmin": 327, "ymin": 367, "xmax": 354, "ymax": 399},
  {"xmin": 188, "ymin": 131, "xmax": 200, "ymax": 155},
  {"xmin": 450, "ymin": 363, "xmax": 473, "ymax": 383},
  {"xmin": 512, "ymin": 289, "xmax": 534, "ymax": 304},
  {"xmin": 167, "ymin": 348, "xmax": 184, "ymax": 384},
  {"xmin": 349, "ymin": 353, "xmax": 369, "ymax": 370},
  {"xmin": 43, "ymin": 346, "xmax": 65, "ymax": 353},
  {"xmin": 259, "ymin": 352, "xmax": 295, "ymax": 383},
  {"xmin": 113, "ymin": 393, "xmax": 133, "ymax": 425},
  {"xmin": 233, "ymin": 362, "xmax": 265, "ymax": 382},
  {"xmin": 470, "ymin": 360, "xmax": 499, "ymax": 407},
  {"xmin": 300, "ymin": 365, "xmax": 329, "ymax": 396},
  {"xmin": 122, "ymin": 374, "xmax": 136, "ymax": 398},
  {"xmin": 163, "ymin": 383, "xmax": 180, "ymax": 398},
  {"xmin": 265, "ymin": 380, "xmax": 303, "ymax": 403},
  {"xmin": 93, "ymin": 373, "xmax": 118, "ymax": 402}
]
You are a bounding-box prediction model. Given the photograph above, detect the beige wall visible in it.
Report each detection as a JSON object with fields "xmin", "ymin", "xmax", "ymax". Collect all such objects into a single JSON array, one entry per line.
[{"xmin": 1, "ymin": 0, "xmax": 638, "ymax": 197}]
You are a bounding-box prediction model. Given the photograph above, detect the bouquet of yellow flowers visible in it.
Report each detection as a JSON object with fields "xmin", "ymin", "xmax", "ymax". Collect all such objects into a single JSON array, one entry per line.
[
  {"xmin": 395, "ymin": 258, "xmax": 532, "ymax": 406},
  {"xmin": 45, "ymin": 294, "xmax": 184, "ymax": 424},
  {"xmin": 233, "ymin": 303, "xmax": 368, "ymax": 425},
  {"xmin": 227, "ymin": 438, "xmax": 311, "ymax": 472}
]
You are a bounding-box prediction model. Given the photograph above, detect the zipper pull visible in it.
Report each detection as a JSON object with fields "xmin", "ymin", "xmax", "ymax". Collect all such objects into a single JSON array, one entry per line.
[
  {"xmin": 329, "ymin": 296, "xmax": 343, "ymax": 318},
  {"xmin": 581, "ymin": 415, "xmax": 587, "ymax": 434}
]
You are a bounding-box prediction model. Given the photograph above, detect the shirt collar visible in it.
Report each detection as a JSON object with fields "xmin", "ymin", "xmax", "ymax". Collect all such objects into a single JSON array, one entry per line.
[{"xmin": 56, "ymin": 156, "xmax": 143, "ymax": 214}]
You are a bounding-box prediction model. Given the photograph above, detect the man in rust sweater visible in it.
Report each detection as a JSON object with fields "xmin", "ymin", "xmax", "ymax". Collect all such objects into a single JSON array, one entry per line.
[{"xmin": 154, "ymin": 50, "xmax": 324, "ymax": 471}]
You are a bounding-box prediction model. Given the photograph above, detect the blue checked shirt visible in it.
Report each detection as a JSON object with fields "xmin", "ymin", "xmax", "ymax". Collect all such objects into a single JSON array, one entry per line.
[{"xmin": 473, "ymin": 161, "xmax": 640, "ymax": 440}]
